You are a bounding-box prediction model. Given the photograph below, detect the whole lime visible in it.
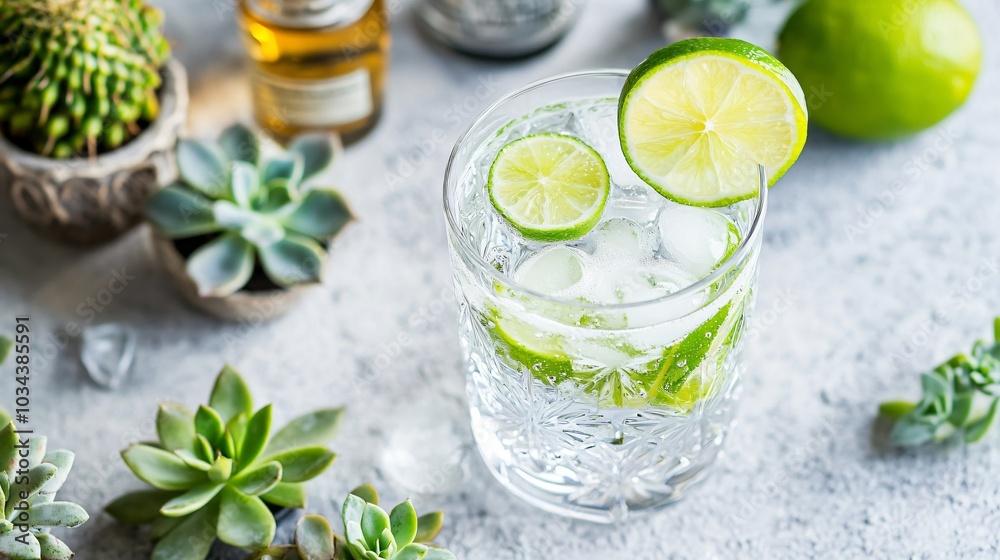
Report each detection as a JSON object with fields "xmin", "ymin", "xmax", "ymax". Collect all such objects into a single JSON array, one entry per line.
[{"xmin": 777, "ymin": 0, "xmax": 981, "ymax": 140}]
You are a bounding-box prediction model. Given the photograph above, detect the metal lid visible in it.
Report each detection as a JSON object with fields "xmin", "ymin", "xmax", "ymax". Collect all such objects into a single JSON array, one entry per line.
[{"xmin": 246, "ymin": 0, "xmax": 374, "ymax": 29}]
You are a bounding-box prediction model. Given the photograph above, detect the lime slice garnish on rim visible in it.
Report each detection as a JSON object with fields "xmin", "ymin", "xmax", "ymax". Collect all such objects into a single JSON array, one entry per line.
[
  {"xmin": 619, "ymin": 37, "xmax": 808, "ymax": 207},
  {"xmin": 488, "ymin": 133, "xmax": 610, "ymax": 242}
]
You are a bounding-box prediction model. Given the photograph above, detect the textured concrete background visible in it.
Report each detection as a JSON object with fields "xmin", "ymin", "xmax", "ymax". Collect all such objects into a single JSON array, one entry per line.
[{"xmin": 1, "ymin": 0, "xmax": 999, "ymax": 558}]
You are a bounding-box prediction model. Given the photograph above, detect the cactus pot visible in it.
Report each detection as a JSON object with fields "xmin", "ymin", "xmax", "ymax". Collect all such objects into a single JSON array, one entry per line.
[
  {"xmin": 150, "ymin": 231, "xmax": 323, "ymax": 323},
  {"xmin": 0, "ymin": 58, "xmax": 188, "ymax": 245}
]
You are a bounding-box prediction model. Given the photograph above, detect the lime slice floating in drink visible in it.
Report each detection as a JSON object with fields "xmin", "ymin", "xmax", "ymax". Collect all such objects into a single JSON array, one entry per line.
[
  {"xmin": 619, "ymin": 37, "xmax": 808, "ymax": 207},
  {"xmin": 488, "ymin": 133, "xmax": 610, "ymax": 242}
]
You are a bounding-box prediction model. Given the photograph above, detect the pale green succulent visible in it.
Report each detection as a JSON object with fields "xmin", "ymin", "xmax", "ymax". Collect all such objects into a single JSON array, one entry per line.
[
  {"xmin": 245, "ymin": 486, "xmax": 455, "ymax": 560},
  {"xmin": 0, "ymin": 423, "xmax": 89, "ymax": 560},
  {"xmin": 146, "ymin": 124, "xmax": 353, "ymax": 297},
  {"xmin": 105, "ymin": 365, "xmax": 344, "ymax": 560},
  {"xmin": 339, "ymin": 485, "xmax": 455, "ymax": 560},
  {"xmin": 0, "ymin": 0, "xmax": 169, "ymax": 158}
]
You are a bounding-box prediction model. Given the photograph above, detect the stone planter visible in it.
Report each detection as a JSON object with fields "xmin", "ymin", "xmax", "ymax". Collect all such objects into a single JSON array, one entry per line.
[
  {"xmin": 150, "ymin": 232, "xmax": 319, "ymax": 323},
  {"xmin": 0, "ymin": 59, "xmax": 188, "ymax": 245}
]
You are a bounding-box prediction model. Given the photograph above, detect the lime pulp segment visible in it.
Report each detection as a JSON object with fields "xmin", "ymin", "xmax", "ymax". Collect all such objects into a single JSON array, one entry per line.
[
  {"xmin": 488, "ymin": 133, "xmax": 610, "ymax": 242},
  {"xmin": 619, "ymin": 37, "xmax": 808, "ymax": 207}
]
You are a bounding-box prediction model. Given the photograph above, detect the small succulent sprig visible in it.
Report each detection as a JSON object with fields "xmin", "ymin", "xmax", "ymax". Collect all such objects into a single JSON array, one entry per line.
[
  {"xmin": 0, "ymin": 423, "xmax": 89, "ymax": 559},
  {"xmin": 0, "ymin": 337, "xmax": 10, "ymax": 365},
  {"xmin": 146, "ymin": 124, "xmax": 353, "ymax": 297},
  {"xmin": 106, "ymin": 365, "xmax": 344, "ymax": 560},
  {"xmin": 245, "ymin": 485, "xmax": 455, "ymax": 560},
  {"xmin": 879, "ymin": 318, "xmax": 1000, "ymax": 447}
]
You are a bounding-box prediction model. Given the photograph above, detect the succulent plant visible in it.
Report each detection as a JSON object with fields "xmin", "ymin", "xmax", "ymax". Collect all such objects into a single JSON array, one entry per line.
[
  {"xmin": 0, "ymin": 337, "xmax": 10, "ymax": 366},
  {"xmin": 146, "ymin": 124, "xmax": 353, "ymax": 297},
  {"xmin": 0, "ymin": 423, "xmax": 89, "ymax": 559},
  {"xmin": 245, "ymin": 486, "xmax": 455, "ymax": 560},
  {"xmin": 339, "ymin": 485, "xmax": 455, "ymax": 560},
  {"xmin": 0, "ymin": 0, "xmax": 170, "ymax": 158},
  {"xmin": 105, "ymin": 365, "xmax": 344, "ymax": 560}
]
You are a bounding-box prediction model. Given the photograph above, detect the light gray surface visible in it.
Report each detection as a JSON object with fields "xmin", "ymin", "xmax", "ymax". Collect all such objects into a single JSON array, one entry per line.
[{"xmin": 1, "ymin": 0, "xmax": 999, "ymax": 558}]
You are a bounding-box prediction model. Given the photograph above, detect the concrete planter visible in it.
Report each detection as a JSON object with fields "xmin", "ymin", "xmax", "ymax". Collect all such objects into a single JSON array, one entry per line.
[
  {"xmin": 150, "ymin": 232, "xmax": 320, "ymax": 323},
  {"xmin": 0, "ymin": 59, "xmax": 188, "ymax": 245}
]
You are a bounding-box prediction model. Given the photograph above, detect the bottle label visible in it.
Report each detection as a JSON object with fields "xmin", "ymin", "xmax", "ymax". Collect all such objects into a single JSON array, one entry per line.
[{"xmin": 252, "ymin": 68, "xmax": 373, "ymax": 126}]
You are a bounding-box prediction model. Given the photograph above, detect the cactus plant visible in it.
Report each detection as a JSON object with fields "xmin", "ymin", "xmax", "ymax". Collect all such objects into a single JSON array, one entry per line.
[
  {"xmin": 146, "ymin": 124, "xmax": 353, "ymax": 298},
  {"xmin": 0, "ymin": 0, "xmax": 170, "ymax": 158},
  {"xmin": 105, "ymin": 365, "xmax": 344, "ymax": 560},
  {"xmin": 0, "ymin": 423, "xmax": 90, "ymax": 559},
  {"xmin": 245, "ymin": 486, "xmax": 455, "ymax": 560}
]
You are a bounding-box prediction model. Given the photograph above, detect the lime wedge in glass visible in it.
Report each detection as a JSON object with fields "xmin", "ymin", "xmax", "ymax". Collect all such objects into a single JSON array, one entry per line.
[
  {"xmin": 619, "ymin": 37, "xmax": 807, "ymax": 207},
  {"xmin": 488, "ymin": 133, "xmax": 610, "ymax": 242}
]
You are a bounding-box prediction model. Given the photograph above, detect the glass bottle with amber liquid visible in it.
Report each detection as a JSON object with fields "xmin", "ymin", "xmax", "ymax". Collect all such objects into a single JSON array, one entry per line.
[{"xmin": 238, "ymin": 0, "xmax": 389, "ymax": 144}]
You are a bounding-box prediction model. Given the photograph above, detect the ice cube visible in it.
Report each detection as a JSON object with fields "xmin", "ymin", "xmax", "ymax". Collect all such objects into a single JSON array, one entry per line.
[
  {"xmin": 80, "ymin": 323, "xmax": 136, "ymax": 390},
  {"xmin": 596, "ymin": 262, "xmax": 698, "ymax": 304},
  {"xmin": 658, "ymin": 204, "xmax": 740, "ymax": 278},
  {"xmin": 589, "ymin": 217, "xmax": 657, "ymax": 261},
  {"xmin": 514, "ymin": 246, "xmax": 588, "ymax": 295}
]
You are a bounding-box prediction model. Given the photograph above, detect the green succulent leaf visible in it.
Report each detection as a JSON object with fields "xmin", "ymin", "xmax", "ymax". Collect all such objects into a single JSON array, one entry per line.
[
  {"xmin": 150, "ymin": 514, "xmax": 187, "ymax": 541},
  {"xmin": 213, "ymin": 199, "xmax": 263, "ymax": 229},
  {"xmin": 174, "ymin": 449, "xmax": 213, "ymax": 471},
  {"xmin": 152, "ymin": 503, "xmax": 218, "ymax": 560},
  {"xmin": 178, "ymin": 139, "xmax": 229, "ymax": 198},
  {"xmin": 217, "ymin": 487, "xmax": 276, "ymax": 550},
  {"xmin": 105, "ymin": 489, "xmax": 182, "ymax": 525},
  {"xmin": 261, "ymin": 481, "xmax": 307, "ymax": 509},
  {"xmin": 219, "ymin": 123, "xmax": 260, "ymax": 166},
  {"xmin": 230, "ymin": 161, "xmax": 261, "ymax": 209},
  {"xmin": 35, "ymin": 532, "xmax": 73, "ymax": 560},
  {"xmin": 121, "ymin": 444, "xmax": 205, "ymax": 490},
  {"xmin": 40, "ymin": 449, "xmax": 74, "ymax": 493},
  {"xmin": 238, "ymin": 404, "xmax": 273, "ymax": 470},
  {"xmin": 345, "ymin": 520, "xmax": 365, "ymax": 551},
  {"xmin": 389, "ymin": 500, "xmax": 418, "ymax": 549},
  {"xmin": 263, "ymin": 156, "xmax": 304, "ymax": 191},
  {"xmin": 195, "ymin": 405, "xmax": 225, "ymax": 444},
  {"xmin": 360, "ymin": 504, "xmax": 391, "ymax": 550},
  {"xmin": 219, "ymin": 430, "xmax": 237, "ymax": 459},
  {"xmin": 342, "ymin": 493, "xmax": 367, "ymax": 528},
  {"xmin": 160, "ymin": 482, "xmax": 224, "ymax": 517},
  {"xmin": 6, "ymin": 464, "xmax": 56, "ymax": 517},
  {"xmin": 265, "ymin": 408, "xmax": 344, "ymax": 457},
  {"xmin": 281, "ymin": 189, "xmax": 353, "ymax": 241},
  {"xmin": 949, "ymin": 392, "xmax": 975, "ymax": 427},
  {"xmin": 27, "ymin": 437, "xmax": 46, "ymax": 467},
  {"xmin": 965, "ymin": 399, "xmax": 999, "ymax": 443},
  {"xmin": 378, "ymin": 527, "xmax": 395, "ymax": 556},
  {"xmin": 208, "ymin": 455, "xmax": 233, "ymax": 483},
  {"xmin": 185, "ymin": 232, "xmax": 255, "ymax": 297},
  {"xmin": 209, "ymin": 366, "xmax": 254, "ymax": 423},
  {"xmin": 394, "ymin": 543, "xmax": 428, "ymax": 560},
  {"xmin": 421, "ymin": 547, "xmax": 457, "ymax": 560},
  {"xmin": 347, "ymin": 484, "xmax": 378, "ymax": 507},
  {"xmin": 289, "ymin": 133, "xmax": 336, "ymax": 183},
  {"xmin": 0, "ymin": 423, "xmax": 19, "ymax": 474},
  {"xmin": 258, "ymin": 233, "xmax": 326, "ymax": 288},
  {"xmin": 0, "ymin": 337, "xmax": 11, "ymax": 366},
  {"xmin": 157, "ymin": 403, "xmax": 197, "ymax": 453},
  {"xmin": 266, "ymin": 446, "xmax": 336, "ymax": 483},
  {"xmin": 27, "ymin": 501, "xmax": 89, "ymax": 528},
  {"xmin": 295, "ymin": 514, "xmax": 336, "ymax": 560},
  {"xmin": 258, "ymin": 178, "xmax": 297, "ymax": 212},
  {"xmin": 227, "ymin": 413, "xmax": 249, "ymax": 453},
  {"xmin": 146, "ymin": 185, "xmax": 219, "ymax": 238},
  {"xmin": 877, "ymin": 400, "xmax": 915, "ymax": 420},
  {"xmin": 889, "ymin": 416, "xmax": 938, "ymax": 447},
  {"xmin": 230, "ymin": 461, "xmax": 282, "ymax": 496},
  {"xmin": 0, "ymin": 530, "xmax": 39, "ymax": 560},
  {"xmin": 195, "ymin": 435, "xmax": 215, "ymax": 465},
  {"xmin": 413, "ymin": 512, "xmax": 443, "ymax": 543}
]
